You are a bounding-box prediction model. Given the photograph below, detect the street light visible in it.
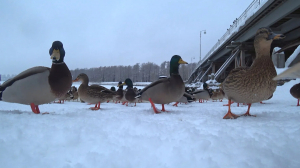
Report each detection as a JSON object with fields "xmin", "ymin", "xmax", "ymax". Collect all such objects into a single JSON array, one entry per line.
[
  {"xmin": 190, "ymin": 57, "xmax": 195, "ymax": 77},
  {"xmin": 200, "ymin": 30, "xmax": 206, "ymax": 62}
]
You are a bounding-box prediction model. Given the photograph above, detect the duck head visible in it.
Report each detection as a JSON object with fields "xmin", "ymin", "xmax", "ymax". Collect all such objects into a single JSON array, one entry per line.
[
  {"xmin": 254, "ymin": 28, "xmax": 285, "ymax": 55},
  {"xmin": 49, "ymin": 41, "xmax": 65, "ymax": 63},
  {"xmin": 73, "ymin": 73, "xmax": 89, "ymax": 84},
  {"xmin": 117, "ymin": 81, "xmax": 123, "ymax": 88},
  {"xmin": 169, "ymin": 55, "xmax": 188, "ymax": 75},
  {"xmin": 122, "ymin": 78, "xmax": 133, "ymax": 88}
]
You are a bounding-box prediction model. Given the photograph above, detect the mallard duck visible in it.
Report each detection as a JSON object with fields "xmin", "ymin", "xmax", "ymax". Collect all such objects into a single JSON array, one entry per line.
[
  {"xmin": 135, "ymin": 55, "xmax": 188, "ymax": 113},
  {"xmin": 70, "ymin": 86, "xmax": 79, "ymax": 101},
  {"xmin": 0, "ymin": 41, "xmax": 72, "ymax": 114},
  {"xmin": 114, "ymin": 81, "xmax": 124, "ymax": 103},
  {"xmin": 290, "ymin": 83, "xmax": 300, "ymax": 106},
  {"xmin": 73, "ymin": 73, "xmax": 117, "ymax": 110},
  {"xmin": 191, "ymin": 83, "xmax": 212, "ymax": 103},
  {"xmin": 172, "ymin": 92, "xmax": 195, "ymax": 106},
  {"xmin": 55, "ymin": 90, "xmax": 73, "ymax": 103},
  {"xmin": 222, "ymin": 27, "xmax": 285, "ymax": 119},
  {"xmin": 121, "ymin": 78, "xmax": 137, "ymax": 106}
]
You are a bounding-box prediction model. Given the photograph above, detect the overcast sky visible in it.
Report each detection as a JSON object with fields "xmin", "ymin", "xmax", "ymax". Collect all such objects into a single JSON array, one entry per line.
[{"xmin": 0, "ymin": 0, "xmax": 253, "ymax": 75}]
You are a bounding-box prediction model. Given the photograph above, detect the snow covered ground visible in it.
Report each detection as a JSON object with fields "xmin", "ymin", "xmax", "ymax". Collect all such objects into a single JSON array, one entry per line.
[{"xmin": 1, "ymin": 79, "xmax": 300, "ymax": 168}]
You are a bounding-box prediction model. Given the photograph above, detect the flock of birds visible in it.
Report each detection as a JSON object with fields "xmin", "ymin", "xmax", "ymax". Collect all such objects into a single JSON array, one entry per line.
[{"xmin": 0, "ymin": 27, "xmax": 300, "ymax": 119}]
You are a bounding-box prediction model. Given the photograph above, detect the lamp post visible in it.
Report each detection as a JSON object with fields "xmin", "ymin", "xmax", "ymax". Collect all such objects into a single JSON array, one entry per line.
[
  {"xmin": 200, "ymin": 30, "xmax": 206, "ymax": 62},
  {"xmin": 190, "ymin": 57, "xmax": 195, "ymax": 77}
]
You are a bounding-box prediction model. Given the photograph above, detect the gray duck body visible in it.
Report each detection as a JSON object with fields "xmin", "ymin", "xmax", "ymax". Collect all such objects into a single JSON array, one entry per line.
[
  {"xmin": 0, "ymin": 41, "xmax": 72, "ymax": 106},
  {"xmin": 139, "ymin": 74, "xmax": 185, "ymax": 104}
]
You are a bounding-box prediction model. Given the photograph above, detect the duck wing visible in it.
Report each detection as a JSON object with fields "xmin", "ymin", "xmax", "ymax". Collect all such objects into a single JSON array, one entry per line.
[
  {"xmin": 0, "ymin": 66, "xmax": 49, "ymax": 91},
  {"xmin": 273, "ymin": 62, "xmax": 300, "ymax": 80},
  {"xmin": 135, "ymin": 78, "xmax": 169, "ymax": 98}
]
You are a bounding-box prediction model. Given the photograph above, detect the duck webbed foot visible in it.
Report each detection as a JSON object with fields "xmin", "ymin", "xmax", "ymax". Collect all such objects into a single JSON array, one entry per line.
[
  {"xmin": 223, "ymin": 99, "xmax": 239, "ymax": 119},
  {"xmin": 241, "ymin": 104, "xmax": 256, "ymax": 117},
  {"xmin": 223, "ymin": 111, "xmax": 240, "ymax": 119},
  {"xmin": 172, "ymin": 102, "xmax": 179, "ymax": 107},
  {"xmin": 89, "ymin": 102, "xmax": 100, "ymax": 110}
]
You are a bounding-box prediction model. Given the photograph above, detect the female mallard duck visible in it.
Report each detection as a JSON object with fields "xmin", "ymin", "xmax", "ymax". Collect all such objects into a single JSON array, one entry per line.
[
  {"xmin": 135, "ymin": 55, "xmax": 188, "ymax": 113},
  {"xmin": 121, "ymin": 78, "xmax": 138, "ymax": 106},
  {"xmin": 114, "ymin": 81, "xmax": 124, "ymax": 103},
  {"xmin": 0, "ymin": 41, "xmax": 72, "ymax": 114},
  {"xmin": 222, "ymin": 27, "xmax": 285, "ymax": 119},
  {"xmin": 290, "ymin": 83, "xmax": 300, "ymax": 106},
  {"xmin": 73, "ymin": 73, "xmax": 117, "ymax": 110}
]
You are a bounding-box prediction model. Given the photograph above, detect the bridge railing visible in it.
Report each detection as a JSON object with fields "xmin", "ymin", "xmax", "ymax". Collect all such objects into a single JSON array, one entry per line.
[{"xmin": 191, "ymin": 0, "xmax": 269, "ymax": 77}]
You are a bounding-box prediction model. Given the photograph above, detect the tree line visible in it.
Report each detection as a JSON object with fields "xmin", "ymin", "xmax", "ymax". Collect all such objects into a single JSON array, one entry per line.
[{"xmin": 70, "ymin": 61, "xmax": 197, "ymax": 82}]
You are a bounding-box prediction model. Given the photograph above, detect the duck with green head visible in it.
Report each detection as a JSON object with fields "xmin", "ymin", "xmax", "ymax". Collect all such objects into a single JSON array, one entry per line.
[
  {"xmin": 121, "ymin": 78, "xmax": 138, "ymax": 106},
  {"xmin": 135, "ymin": 55, "xmax": 188, "ymax": 113}
]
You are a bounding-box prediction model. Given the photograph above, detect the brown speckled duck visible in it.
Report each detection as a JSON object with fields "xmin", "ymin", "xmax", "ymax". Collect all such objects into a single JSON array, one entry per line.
[
  {"xmin": 73, "ymin": 73, "xmax": 117, "ymax": 110},
  {"xmin": 222, "ymin": 27, "xmax": 285, "ymax": 119},
  {"xmin": 0, "ymin": 41, "xmax": 72, "ymax": 114},
  {"xmin": 290, "ymin": 83, "xmax": 300, "ymax": 106},
  {"xmin": 135, "ymin": 55, "xmax": 188, "ymax": 113}
]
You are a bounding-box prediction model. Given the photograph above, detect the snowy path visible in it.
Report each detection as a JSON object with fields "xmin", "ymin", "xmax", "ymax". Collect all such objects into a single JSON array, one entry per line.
[{"xmin": 1, "ymin": 80, "xmax": 300, "ymax": 168}]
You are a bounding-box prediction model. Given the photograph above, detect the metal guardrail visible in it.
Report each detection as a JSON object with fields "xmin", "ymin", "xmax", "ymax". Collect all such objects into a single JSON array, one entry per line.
[
  {"xmin": 190, "ymin": 0, "xmax": 269, "ymax": 77},
  {"xmin": 193, "ymin": 63, "xmax": 213, "ymax": 83},
  {"xmin": 214, "ymin": 49, "xmax": 240, "ymax": 79}
]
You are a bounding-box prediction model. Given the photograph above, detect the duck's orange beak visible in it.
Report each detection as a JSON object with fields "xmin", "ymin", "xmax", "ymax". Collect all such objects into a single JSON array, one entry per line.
[{"xmin": 72, "ymin": 78, "xmax": 79, "ymax": 82}]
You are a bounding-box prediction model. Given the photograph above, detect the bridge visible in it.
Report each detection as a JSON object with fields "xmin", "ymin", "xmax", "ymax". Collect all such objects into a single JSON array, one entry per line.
[{"xmin": 187, "ymin": 0, "xmax": 300, "ymax": 84}]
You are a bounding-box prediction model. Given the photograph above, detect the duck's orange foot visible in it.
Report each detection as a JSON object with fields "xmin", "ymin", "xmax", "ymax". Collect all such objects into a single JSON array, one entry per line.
[
  {"xmin": 260, "ymin": 101, "xmax": 265, "ymax": 104},
  {"xmin": 89, "ymin": 107, "xmax": 100, "ymax": 110},
  {"xmin": 223, "ymin": 112, "xmax": 239, "ymax": 119},
  {"xmin": 172, "ymin": 102, "xmax": 179, "ymax": 107},
  {"xmin": 241, "ymin": 113, "xmax": 256, "ymax": 117}
]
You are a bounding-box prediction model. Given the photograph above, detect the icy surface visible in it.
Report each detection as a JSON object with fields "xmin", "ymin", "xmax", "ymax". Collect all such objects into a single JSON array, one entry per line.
[{"xmin": 1, "ymin": 80, "xmax": 300, "ymax": 168}]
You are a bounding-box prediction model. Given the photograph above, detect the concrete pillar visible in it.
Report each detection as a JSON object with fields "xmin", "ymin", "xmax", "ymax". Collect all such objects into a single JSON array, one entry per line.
[
  {"xmin": 235, "ymin": 56, "xmax": 240, "ymax": 68},
  {"xmin": 240, "ymin": 50, "xmax": 245, "ymax": 67},
  {"xmin": 212, "ymin": 63, "xmax": 215, "ymax": 74}
]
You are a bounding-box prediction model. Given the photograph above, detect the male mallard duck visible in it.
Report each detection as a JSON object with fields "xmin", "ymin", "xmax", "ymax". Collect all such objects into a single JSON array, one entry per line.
[
  {"xmin": 222, "ymin": 27, "xmax": 285, "ymax": 119},
  {"xmin": 135, "ymin": 55, "xmax": 188, "ymax": 113},
  {"xmin": 73, "ymin": 73, "xmax": 117, "ymax": 110},
  {"xmin": 290, "ymin": 83, "xmax": 300, "ymax": 106},
  {"xmin": 191, "ymin": 83, "xmax": 212, "ymax": 103},
  {"xmin": 172, "ymin": 92, "xmax": 195, "ymax": 106},
  {"xmin": 0, "ymin": 41, "xmax": 72, "ymax": 114},
  {"xmin": 121, "ymin": 78, "xmax": 137, "ymax": 106}
]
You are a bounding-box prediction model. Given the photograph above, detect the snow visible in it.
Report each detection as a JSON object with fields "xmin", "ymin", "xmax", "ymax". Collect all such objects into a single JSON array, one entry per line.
[
  {"xmin": 1, "ymin": 80, "xmax": 300, "ymax": 168},
  {"xmin": 285, "ymin": 45, "xmax": 300, "ymax": 67}
]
